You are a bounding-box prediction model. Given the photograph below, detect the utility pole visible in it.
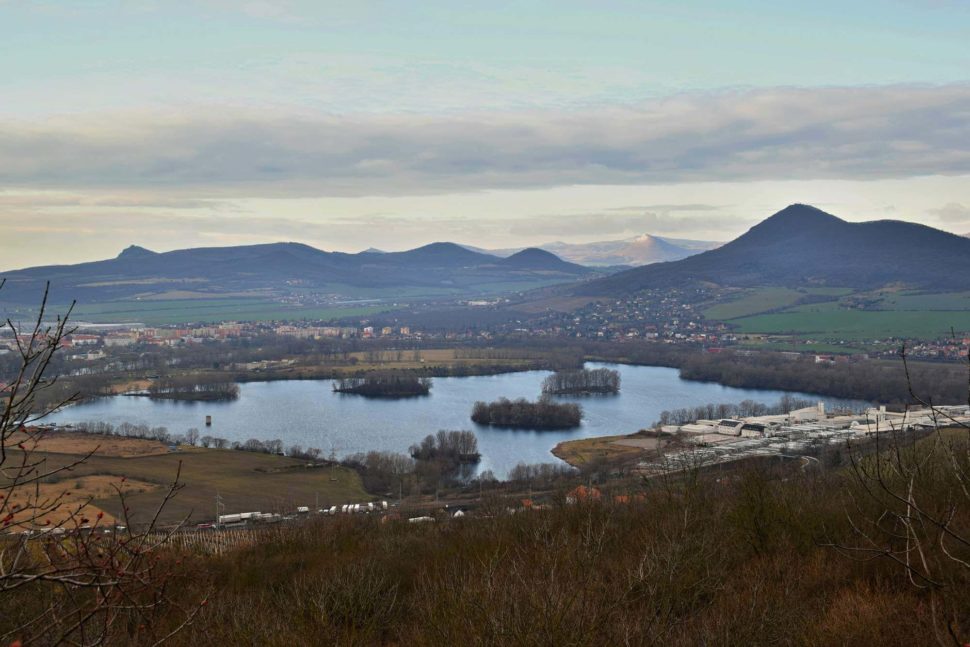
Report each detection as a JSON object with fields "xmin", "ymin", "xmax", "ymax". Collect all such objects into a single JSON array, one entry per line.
[{"xmin": 215, "ymin": 492, "xmax": 224, "ymax": 524}]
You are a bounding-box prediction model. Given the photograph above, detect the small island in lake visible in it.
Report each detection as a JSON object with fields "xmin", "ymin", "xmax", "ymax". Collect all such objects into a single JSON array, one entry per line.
[
  {"xmin": 541, "ymin": 367, "xmax": 620, "ymax": 395},
  {"xmin": 147, "ymin": 378, "xmax": 240, "ymax": 401},
  {"xmin": 333, "ymin": 372, "xmax": 432, "ymax": 398},
  {"xmin": 471, "ymin": 397, "xmax": 583, "ymax": 430}
]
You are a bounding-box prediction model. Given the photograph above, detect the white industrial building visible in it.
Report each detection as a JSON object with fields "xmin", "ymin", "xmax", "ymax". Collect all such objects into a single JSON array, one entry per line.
[{"xmin": 642, "ymin": 403, "xmax": 970, "ymax": 474}]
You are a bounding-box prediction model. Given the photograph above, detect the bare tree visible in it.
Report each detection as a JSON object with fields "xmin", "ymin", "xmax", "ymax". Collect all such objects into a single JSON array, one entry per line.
[
  {"xmin": 0, "ymin": 283, "xmax": 202, "ymax": 644},
  {"xmin": 826, "ymin": 343, "xmax": 970, "ymax": 646}
]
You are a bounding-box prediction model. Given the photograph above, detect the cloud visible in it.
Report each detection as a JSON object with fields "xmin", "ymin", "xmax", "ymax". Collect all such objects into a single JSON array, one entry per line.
[
  {"xmin": 506, "ymin": 210, "xmax": 756, "ymax": 239},
  {"xmin": 1, "ymin": 84, "xmax": 969, "ymax": 198},
  {"xmin": 928, "ymin": 202, "xmax": 970, "ymax": 223},
  {"xmin": 605, "ymin": 204, "xmax": 723, "ymax": 213},
  {"xmin": 0, "ymin": 192, "xmax": 241, "ymax": 211}
]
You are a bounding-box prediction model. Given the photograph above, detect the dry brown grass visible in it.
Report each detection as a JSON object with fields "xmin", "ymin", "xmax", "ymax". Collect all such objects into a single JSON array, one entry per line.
[
  {"xmin": 6, "ymin": 475, "xmax": 158, "ymax": 527},
  {"xmin": 10, "ymin": 440, "xmax": 370, "ymax": 525},
  {"xmin": 11, "ymin": 430, "xmax": 170, "ymax": 457},
  {"xmin": 552, "ymin": 432, "xmax": 673, "ymax": 467},
  {"xmin": 5, "ymin": 442, "xmax": 970, "ymax": 645}
]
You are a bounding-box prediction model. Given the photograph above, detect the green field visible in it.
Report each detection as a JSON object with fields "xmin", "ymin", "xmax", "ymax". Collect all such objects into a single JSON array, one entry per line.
[
  {"xmin": 702, "ymin": 287, "xmax": 806, "ymax": 320},
  {"xmin": 50, "ymin": 299, "xmax": 389, "ymax": 325},
  {"xmin": 737, "ymin": 339, "xmax": 869, "ymax": 354},
  {"xmin": 801, "ymin": 287, "xmax": 855, "ymax": 297},
  {"xmin": 731, "ymin": 309, "xmax": 970, "ymax": 340},
  {"xmin": 869, "ymin": 291, "xmax": 970, "ymax": 311},
  {"xmin": 703, "ymin": 286, "xmax": 970, "ymax": 340}
]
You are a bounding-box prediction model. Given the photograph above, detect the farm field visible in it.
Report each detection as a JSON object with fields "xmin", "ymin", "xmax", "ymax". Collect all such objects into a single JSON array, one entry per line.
[
  {"xmin": 704, "ymin": 288, "xmax": 970, "ymax": 340},
  {"xmin": 48, "ymin": 298, "xmax": 388, "ymax": 325},
  {"xmin": 9, "ymin": 430, "xmax": 171, "ymax": 457},
  {"xmin": 702, "ymin": 287, "xmax": 805, "ymax": 320},
  {"xmin": 12, "ymin": 440, "xmax": 370, "ymax": 526},
  {"xmin": 730, "ymin": 309, "xmax": 970, "ymax": 340},
  {"xmin": 868, "ymin": 290, "xmax": 970, "ymax": 311},
  {"xmin": 736, "ymin": 339, "xmax": 870, "ymax": 354},
  {"xmin": 6, "ymin": 475, "xmax": 159, "ymax": 527}
]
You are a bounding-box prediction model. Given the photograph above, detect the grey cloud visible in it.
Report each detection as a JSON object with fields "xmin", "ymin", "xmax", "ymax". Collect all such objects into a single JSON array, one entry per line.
[
  {"xmin": 1, "ymin": 84, "xmax": 969, "ymax": 196},
  {"xmin": 506, "ymin": 211, "xmax": 754, "ymax": 239},
  {"xmin": 0, "ymin": 193, "xmax": 240, "ymax": 211},
  {"xmin": 929, "ymin": 202, "xmax": 970, "ymax": 223},
  {"xmin": 605, "ymin": 204, "xmax": 723, "ymax": 213}
]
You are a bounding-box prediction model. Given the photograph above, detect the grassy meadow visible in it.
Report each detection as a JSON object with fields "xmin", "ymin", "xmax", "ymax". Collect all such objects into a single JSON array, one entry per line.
[
  {"xmin": 58, "ymin": 298, "xmax": 389, "ymax": 325},
  {"xmin": 705, "ymin": 286, "xmax": 970, "ymax": 340}
]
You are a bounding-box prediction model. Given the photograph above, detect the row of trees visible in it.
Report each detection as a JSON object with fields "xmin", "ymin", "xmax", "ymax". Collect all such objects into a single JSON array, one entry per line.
[
  {"xmin": 234, "ymin": 438, "xmax": 323, "ymax": 460},
  {"xmin": 409, "ymin": 430, "xmax": 480, "ymax": 463},
  {"xmin": 332, "ymin": 372, "xmax": 431, "ymax": 398},
  {"xmin": 72, "ymin": 421, "xmax": 323, "ymax": 459},
  {"xmin": 506, "ymin": 461, "xmax": 576, "ymax": 486},
  {"xmin": 541, "ymin": 368, "xmax": 620, "ymax": 395},
  {"xmin": 654, "ymin": 395, "xmax": 821, "ymax": 427},
  {"xmin": 471, "ymin": 397, "xmax": 583, "ymax": 430},
  {"xmin": 147, "ymin": 376, "xmax": 240, "ymax": 401},
  {"xmin": 344, "ymin": 431, "xmax": 482, "ymax": 495},
  {"xmin": 677, "ymin": 350, "xmax": 968, "ymax": 405}
]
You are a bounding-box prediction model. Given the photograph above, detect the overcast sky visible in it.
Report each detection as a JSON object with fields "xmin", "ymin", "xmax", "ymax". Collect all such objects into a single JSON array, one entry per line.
[{"xmin": 2, "ymin": 0, "xmax": 970, "ymax": 269}]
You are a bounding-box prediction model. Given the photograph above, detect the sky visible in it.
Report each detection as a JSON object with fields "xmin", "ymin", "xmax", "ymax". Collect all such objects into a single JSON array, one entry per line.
[{"xmin": 2, "ymin": 0, "xmax": 970, "ymax": 269}]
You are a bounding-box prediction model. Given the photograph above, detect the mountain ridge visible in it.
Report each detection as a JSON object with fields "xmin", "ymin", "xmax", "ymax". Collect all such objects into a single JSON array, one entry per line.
[
  {"xmin": 577, "ymin": 204, "xmax": 970, "ymax": 295},
  {"xmin": 473, "ymin": 234, "xmax": 719, "ymax": 267},
  {"xmin": 0, "ymin": 241, "xmax": 595, "ymax": 305}
]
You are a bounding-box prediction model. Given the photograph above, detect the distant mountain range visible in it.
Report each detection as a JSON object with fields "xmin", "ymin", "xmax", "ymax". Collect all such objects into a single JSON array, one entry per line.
[
  {"xmin": 0, "ymin": 242, "xmax": 596, "ymax": 305},
  {"xmin": 472, "ymin": 234, "xmax": 718, "ymax": 267},
  {"xmin": 578, "ymin": 204, "xmax": 970, "ymax": 295}
]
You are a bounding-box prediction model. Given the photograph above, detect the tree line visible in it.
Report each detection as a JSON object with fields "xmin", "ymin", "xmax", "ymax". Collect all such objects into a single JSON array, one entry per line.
[
  {"xmin": 343, "ymin": 431, "xmax": 481, "ymax": 495},
  {"xmin": 332, "ymin": 372, "xmax": 431, "ymax": 398},
  {"xmin": 506, "ymin": 461, "xmax": 576, "ymax": 485},
  {"xmin": 71, "ymin": 421, "xmax": 323, "ymax": 459},
  {"xmin": 677, "ymin": 351, "xmax": 969, "ymax": 406},
  {"xmin": 471, "ymin": 397, "xmax": 583, "ymax": 430},
  {"xmin": 409, "ymin": 430, "xmax": 480, "ymax": 463},
  {"xmin": 147, "ymin": 376, "xmax": 240, "ymax": 401},
  {"xmin": 541, "ymin": 368, "xmax": 620, "ymax": 395},
  {"xmin": 654, "ymin": 395, "xmax": 825, "ymax": 427}
]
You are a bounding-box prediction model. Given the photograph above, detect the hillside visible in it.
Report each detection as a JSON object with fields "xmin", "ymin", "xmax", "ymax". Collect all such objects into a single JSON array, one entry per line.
[
  {"xmin": 0, "ymin": 241, "xmax": 595, "ymax": 306},
  {"xmin": 478, "ymin": 234, "xmax": 718, "ymax": 267},
  {"xmin": 579, "ymin": 204, "xmax": 970, "ymax": 295},
  {"xmin": 542, "ymin": 234, "xmax": 717, "ymax": 266},
  {"xmin": 498, "ymin": 247, "xmax": 591, "ymax": 273}
]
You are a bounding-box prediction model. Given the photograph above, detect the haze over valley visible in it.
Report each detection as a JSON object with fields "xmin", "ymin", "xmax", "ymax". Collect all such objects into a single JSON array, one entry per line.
[{"xmin": 3, "ymin": 2, "xmax": 970, "ymax": 645}]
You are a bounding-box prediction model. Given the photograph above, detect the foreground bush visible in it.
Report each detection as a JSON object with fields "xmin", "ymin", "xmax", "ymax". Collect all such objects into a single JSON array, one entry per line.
[{"xmin": 63, "ymin": 432, "xmax": 966, "ymax": 646}]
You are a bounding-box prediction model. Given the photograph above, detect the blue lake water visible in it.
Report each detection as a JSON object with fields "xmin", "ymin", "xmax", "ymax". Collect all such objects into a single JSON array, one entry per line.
[{"xmin": 46, "ymin": 363, "xmax": 864, "ymax": 477}]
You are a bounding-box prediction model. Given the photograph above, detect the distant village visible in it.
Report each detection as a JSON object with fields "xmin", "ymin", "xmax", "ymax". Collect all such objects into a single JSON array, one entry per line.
[{"xmin": 1, "ymin": 285, "xmax": 967, "ymax": 365}]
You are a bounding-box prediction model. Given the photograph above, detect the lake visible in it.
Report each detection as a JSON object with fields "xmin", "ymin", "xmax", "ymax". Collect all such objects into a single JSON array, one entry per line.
[{"xmin": 46, "ymin": 363, "xmax": 865, "ymax": 477}]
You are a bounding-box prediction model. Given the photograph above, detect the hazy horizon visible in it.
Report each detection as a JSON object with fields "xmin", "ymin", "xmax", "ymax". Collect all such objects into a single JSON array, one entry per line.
[{"xmin": 3, "ymin": 1, "xmax": 970, "ymax": 268}]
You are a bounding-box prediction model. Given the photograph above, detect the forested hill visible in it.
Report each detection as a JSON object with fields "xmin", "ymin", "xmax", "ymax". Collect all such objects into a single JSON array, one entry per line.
[
  {"xmin": 577, "ymin": 204, "xmax": 970, "ymax": 295},
  {"xmin": 0, "ymin": 241, "xmax": 596, "ymax": 305}
]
